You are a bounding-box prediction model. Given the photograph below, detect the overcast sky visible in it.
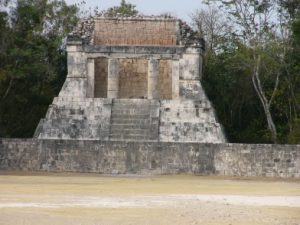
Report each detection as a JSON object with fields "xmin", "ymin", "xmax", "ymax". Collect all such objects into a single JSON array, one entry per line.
[{"xmin": 65, "ymin": 0, "xmax": 205, "ymax": 23}]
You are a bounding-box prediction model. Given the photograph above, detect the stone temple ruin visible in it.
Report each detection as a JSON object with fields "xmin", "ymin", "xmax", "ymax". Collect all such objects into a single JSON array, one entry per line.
[
  {"xmin": 34, "ymin": 16, "xmax": 226, "ymax": 143},
  {"xmin": 2, "ymin": 17, "xmax": 299, "ymax": 178}
]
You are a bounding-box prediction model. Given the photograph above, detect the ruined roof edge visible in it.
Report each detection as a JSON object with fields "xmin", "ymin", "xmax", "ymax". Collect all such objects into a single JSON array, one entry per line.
[
  {"xmin": 94, "ymin": 16, "xmax": 178, "ymax": 21},
  {"xmin": 67, "ymin": 16, "xmax": 205, "ymax": 50}
]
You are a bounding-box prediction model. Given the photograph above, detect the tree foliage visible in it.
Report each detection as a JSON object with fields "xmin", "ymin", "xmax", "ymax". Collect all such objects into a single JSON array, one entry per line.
[
  {"xmin": 0, "ymin": 0, "xmax": 79, "ymax": 137},
  {"xmin": 106, "ymin": 0, "xmax": 138, "ymax": 17},
  {"xmin": 195, "ymin": 0, "xmax": 300, "ymax": 143}
]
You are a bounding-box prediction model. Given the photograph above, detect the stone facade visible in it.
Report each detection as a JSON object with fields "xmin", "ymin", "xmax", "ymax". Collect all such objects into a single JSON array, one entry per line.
[
  {"xmin": 94, "ymin": 18, "xmax": 178, "ymax": 46},
  {"xmin": 34, "ymin": 17, "xmax": 226, "ymax": 143},
  {"xmin": 0, "ymin": 139, "xmax": 299, "ymax": 178}
]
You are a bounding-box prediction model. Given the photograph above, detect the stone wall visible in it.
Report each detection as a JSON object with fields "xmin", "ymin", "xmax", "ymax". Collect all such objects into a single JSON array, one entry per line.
[
  {"xmin": 35, "ymin": 98, "xmax": 113, "ymax": 140},
  {"xmin": 94, "ymin": 18, "xmax": 178, "ymax": 46},
  {"xmin": 0, "ymin": 139, "xmax": 299, "ymax": 178},
  {"xmin": 159, "ymin": 100, "xmax": 226, "ymax": 143},
  {"xmin": 93, "ymin": 58, "xmax": 175, "ymax": 100},
  {"xmin": 119, "ymin": 59, "xmax": 148, "ymax": 98}
]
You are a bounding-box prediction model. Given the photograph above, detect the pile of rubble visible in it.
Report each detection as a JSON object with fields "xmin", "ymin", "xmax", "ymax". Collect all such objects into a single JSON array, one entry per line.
[
  {"xmin": 68, "ymin": 16, "xmax": 95, "ymax": 44},
  {"xmin": 178, "ymin": 20, "xmax": 204, "ymax": 48}
]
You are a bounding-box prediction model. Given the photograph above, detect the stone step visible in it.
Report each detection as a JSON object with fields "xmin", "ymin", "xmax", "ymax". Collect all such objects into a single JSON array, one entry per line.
[
  {"xmin": 111, "ymin": 124, "xmax": 150, "ymax": 130},
  {"xmin": 111, "ymin": 119, "xmax": 150, "ymax": 125},
  {"xmin": 47, "ymin": 115, "xmax": 88, "ymax": 121},
  {"xmin": 111, "ymin": 109, "xmax": 150, "ymax": 115},
  {"xmin": 112, "ymin": 102, "xmax": 150, "ymax": 106},
  {"xmin": 109, "ymin": 99, "xmax": 158, "ymax": 141},
  {"xmin": 109, "ymin": 134, "xmax": 148, "ymax": 140},
  {"xmin": 110, "ymin": 129, "xmax": 149, "ymax": 135},
  {"xmin": 111, "ymin": 114, "xmax": 150, "ymax": 120},
  {"xmin": 112, "ymin": 99, "xmax": 155, "ymax": 105}
]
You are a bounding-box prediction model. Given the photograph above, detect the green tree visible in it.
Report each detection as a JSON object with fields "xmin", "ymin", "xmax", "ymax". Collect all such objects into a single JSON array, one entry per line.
[
  {"xmin": 201, "ymin": 0, "xmax": 296, "ymax": 143},
  {"xmin": 106, "ymin": 0, "xmax": 138, "ymax": 17},
  {"xmin": 192, "ymin": 5, "xmax": 271, "ymax": 143},
  {"xmin": 280, "ymin": 0, "xmax": 300, "ymax": 143},
  {"xmin": 0, "ymin": 0, "xmax": 79, "ymax": 137},
  {"xmin": 191, "ymin": 6, "xmax": 232, "ymax": 53}
]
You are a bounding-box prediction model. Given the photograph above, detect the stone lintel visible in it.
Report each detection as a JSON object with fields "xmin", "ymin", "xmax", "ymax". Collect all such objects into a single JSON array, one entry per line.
[{"xmin": 84, "ymin": 45, "xmax": 185, "ymax": 55}]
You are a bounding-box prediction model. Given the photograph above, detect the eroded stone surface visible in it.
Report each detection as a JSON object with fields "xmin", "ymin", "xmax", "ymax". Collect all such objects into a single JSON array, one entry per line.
[{"xmin": 0, "ymin": 139, "xmax": 299, "ymax": 178}]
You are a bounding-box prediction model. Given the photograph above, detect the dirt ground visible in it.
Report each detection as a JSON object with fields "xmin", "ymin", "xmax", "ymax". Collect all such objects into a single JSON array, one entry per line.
[{"xmin": 0, "ymin": 172, "xmax": 299, "ymax": 225}]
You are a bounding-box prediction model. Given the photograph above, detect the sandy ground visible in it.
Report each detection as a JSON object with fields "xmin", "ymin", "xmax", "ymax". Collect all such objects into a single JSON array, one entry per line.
[{"xmin": 0, "ymin": 172, "xmax": 299, "ymax": 225}]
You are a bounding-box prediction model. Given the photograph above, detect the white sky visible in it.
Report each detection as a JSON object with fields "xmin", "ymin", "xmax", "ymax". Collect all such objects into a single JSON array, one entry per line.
[{"xmin": 65, "ymin": 0, "xmax": 205, "ymax": 23}]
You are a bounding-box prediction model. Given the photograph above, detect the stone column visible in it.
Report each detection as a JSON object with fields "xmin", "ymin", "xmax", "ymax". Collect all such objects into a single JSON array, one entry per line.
[
  {"xmin": 58, "ymin": 41, "xmax": 87, "ymax": 98},
  {"xmin": 66, "ymin": 43, "xmax": 86, "ymax": 78},
  {"xmin": 179, "ymin": 47, "xmax": 201, "ymax": 80},
  {"xmin": 178, "ymin": 47, "xmax": 205, "ymax": 100},
  {"xmin": 107, "ymin": 58, "xmax": 119, "ymax": 98},
  {"xmin": 148, "ymin": 59, "xmax": 159, "ymax": 99},
  {"xmin": 87, "ymin": 58, "xmax": 95, "ymax": 98},
  {"xmin": 172, "ymin": 60, "xmax": 180, "ymax": 99}
]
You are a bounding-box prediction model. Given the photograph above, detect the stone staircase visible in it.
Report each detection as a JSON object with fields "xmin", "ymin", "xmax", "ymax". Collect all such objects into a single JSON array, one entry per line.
[
  {"xmin": 35, "ymin": 97, "xmax": 225, "ymax": 143},
  {"xmin": 109, "ymin": 99, "xmax": 159, "ymax": 141}
]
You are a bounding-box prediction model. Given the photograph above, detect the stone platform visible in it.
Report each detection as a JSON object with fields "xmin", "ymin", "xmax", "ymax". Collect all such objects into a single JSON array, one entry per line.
[
  {"xmin": 35, "ymin": 98, "xmax": 225, "ymax": 143},
  {"xmin": 0, "ymin": 139, "xmax": 299, "ymax": 178}
]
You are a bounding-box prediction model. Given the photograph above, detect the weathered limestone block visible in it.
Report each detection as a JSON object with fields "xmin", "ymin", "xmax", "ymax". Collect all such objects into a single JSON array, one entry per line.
[
  {"xmin": 94, "ymin": 57, "xmax": 109, "ymax": 98},
  {"xmin": 214, "ymin": 144, "xmax": 300, "ymax": 178},
  {"xmin": 107, "ymin": 58, "xmax": 119, "ymax": 98},
  {"xmin": 179, "ymin": 50, "xmax": 202, "ymax": 80},
  {"xmin": 87, "ymin": 58, "xmax": 95, "ymax": 98},
  {"xmin": 159, "ymin": 122, "xmax": 225, "ymax": 143},
  {"xmin": 118, "ymin": 59, "xmax": 148, "ymax": 99},
  {"xmin": 67, "ymin": 51, "xmax": 87, "ymax": 78},
  {"xmin": 159, "ymin": 100, "xmax": 226, "ymax": 143},
  {"xmin": 58, "ymin": 78, "xmax": 87, "ymax": 98},
  {"xmin": 58, "ymin": 44, "xmax": 88, "ymax": 98},
  {"xmin": 158, "ymin": 60, "xmax": 172, "ymax": 99},
  {"xmin": 94, "ymin": 18, "xmax": 178, "ymax": 46},
  {"xmin": 179, "ymin": 80, "xmax": 206, "ymax": 100},
  {"xmin": 148, "ymin": 59, "xmax": 159, "ymax": 99},
  {"xmin": 35, "ymin": 98, "xmax": 112, "ymax": 140},
  {"xmin": 172, "ymin": 60, "xmax": 180, "ymax": 99}
]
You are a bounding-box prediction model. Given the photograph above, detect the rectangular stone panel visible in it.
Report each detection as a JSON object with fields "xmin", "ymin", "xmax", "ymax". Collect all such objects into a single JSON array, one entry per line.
[
  {"xmin": 94, "ymin": 57, "xmax": 108, "ymax": 98},
  {"xmin": 119, "ymin": 59, "xmax": 148, "ymax": 99},
  {"xmin": 94, "ymin": 18, "xmax": 178, "ymax": 46},
  {"xmin": 159, "ymin": 60, "xmax": 172, "ymax": 99}
]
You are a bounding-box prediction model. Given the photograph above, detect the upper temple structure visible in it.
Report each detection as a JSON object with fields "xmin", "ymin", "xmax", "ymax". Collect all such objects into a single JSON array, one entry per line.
[{"xmin": 34, "ymin": 16, "xmax": 226, "ymax": 143}]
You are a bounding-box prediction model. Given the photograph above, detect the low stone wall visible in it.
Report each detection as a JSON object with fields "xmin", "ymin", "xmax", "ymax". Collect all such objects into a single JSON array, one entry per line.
[{"xmin": 0, "ymin": 139, "xmax": 299, "ymax": 178}]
